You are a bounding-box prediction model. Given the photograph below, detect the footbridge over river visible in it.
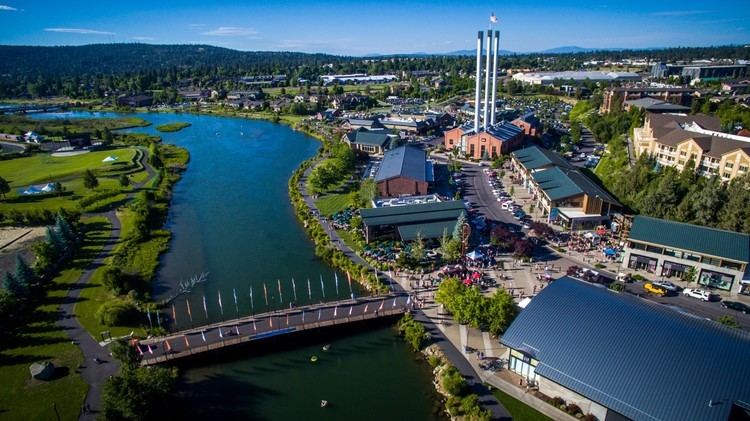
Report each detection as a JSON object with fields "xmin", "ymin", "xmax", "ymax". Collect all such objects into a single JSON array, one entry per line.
[{"xmin": 137, "ymin": 293, "xmax": 413, "ymax": 366}]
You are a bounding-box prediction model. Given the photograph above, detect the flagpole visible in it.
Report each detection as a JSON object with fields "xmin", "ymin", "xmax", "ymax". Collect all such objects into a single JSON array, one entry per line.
[{"xmin": 186, "ymin": 299, "xmax": 194, "ymax": 328}]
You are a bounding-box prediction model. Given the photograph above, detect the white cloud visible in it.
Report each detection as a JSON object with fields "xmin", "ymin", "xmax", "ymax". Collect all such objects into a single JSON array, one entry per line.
[
  {"xmin": 132, "ymin": 36, "xmax": 155, "ymax": 41},
  {"xmin": 44, "ymin": 28, "xmax": 116, "ymax": 35},
  {"xmin": 0, "ymin": 5, "xmax": 18, "ymax": 11},
  {"xmin": 201, "ymin": 26, "xmax": 257, "ymax": 36},
  {"xmin": 649, "ymin": 10, "xmax": 709, "ymax": 17}
]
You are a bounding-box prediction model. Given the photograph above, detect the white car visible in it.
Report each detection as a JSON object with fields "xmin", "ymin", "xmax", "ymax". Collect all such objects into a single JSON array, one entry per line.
[
  {"xmin": 652, "ymin": 280, "xmax": 679, "ymax": 292},
  {"xmin": 682, "ymin": 288, "xmax": 711, "ymax": 301},
  {"xmin": 501, "ymin": 202, "xmax": 511, "ymax": 210}
]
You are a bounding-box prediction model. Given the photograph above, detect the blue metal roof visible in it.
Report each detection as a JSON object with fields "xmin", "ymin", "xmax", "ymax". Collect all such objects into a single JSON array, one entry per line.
[
  {"xmin": 501, "ymin": 277, "xmax": 750, "ymax": 421},
  {"xmin": 375, "ymin": 145, "xmax": 428, "ymax": 182},
  {"xmin": 486, "ymin": 121, "xmax": 524, "ymax": 141}
]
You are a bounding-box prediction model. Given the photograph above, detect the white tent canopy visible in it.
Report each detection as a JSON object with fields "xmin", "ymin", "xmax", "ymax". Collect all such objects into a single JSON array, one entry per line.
[
  {"xmin": 466, "ymin": 250, "xmax": 484, "ymax": 260},
  {"xmin": 102, "ymin": 155, "xmax": 118, "ymax": 162}
]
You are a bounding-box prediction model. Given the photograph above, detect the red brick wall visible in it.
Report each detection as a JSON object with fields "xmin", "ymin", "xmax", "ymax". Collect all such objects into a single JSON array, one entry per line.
[
  {"xmin": 465, "ymin": 132, "xmax": 524, "ymax": 159},
  {"xmin": 377, "ymin": 177, "xmax": 429, "ymax": 197},
  {"xmin": 511, "ymin": 120, "xmax": 537, "ymax": 137},
  {"xmin": 444, "ymin": 127, "xmax": 462, "ymax": 150}
]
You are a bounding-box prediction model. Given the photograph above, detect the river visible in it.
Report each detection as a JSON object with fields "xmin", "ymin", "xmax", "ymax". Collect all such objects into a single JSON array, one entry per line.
[{"xmin": 31, "ymin": 110, "xmax": 443, "ymax": 420}]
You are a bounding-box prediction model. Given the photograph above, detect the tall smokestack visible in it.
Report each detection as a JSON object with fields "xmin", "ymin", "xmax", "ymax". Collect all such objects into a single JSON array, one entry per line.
[
  {"xmin": 474, "ymin": 31, "xmax": 483, "ymax": 135},
  {"xmin": 483, "ymin": 30, "xmax": 491, "ymax": 129},
  {"xmin": 490, "ymin": 30, "xmax": 499, "ymax": 126}
]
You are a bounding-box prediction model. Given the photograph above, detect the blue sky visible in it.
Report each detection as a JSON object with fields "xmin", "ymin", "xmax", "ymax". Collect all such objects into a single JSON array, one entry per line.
[{"xmin": 0, "ymin": 0, "xmax": 747, "ymax": 55}]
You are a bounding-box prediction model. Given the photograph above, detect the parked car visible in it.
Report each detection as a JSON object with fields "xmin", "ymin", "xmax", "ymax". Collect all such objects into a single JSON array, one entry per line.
[
  {"xmin": 644, "ymin": 282, "xmax": 667, "ymax": 296},
  {"xmin": 683, "ymin": 288, "xmax": 712, "ymax": 301},
  {"xmin": 652, "ymin": 280, "xmax": 679, "ymax": 292},
  {"xmin": 721, "ymin": 301, "xmax": 750, "ymax": 314}
]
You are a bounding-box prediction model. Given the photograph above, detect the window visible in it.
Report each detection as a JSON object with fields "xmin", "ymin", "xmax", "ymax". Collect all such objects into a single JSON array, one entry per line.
[
  {"xmin": 678, "ymin": 159, "xmax": 685, "ymax": 165},
  {"xmin": 664, "ymin": 248, "xmax": 683, "ymax": 259},
  {"xmin": 679, "ymin": 151, "xmax": 687, "ymax": 156},
  {"xmin": 646, "ymin": 245, "xmax": 664, "ymax": 254},
  {"xmin": 740, "ymin": 165, "xmax": 748, "ymax": 173},
  {"xmin": 699, "ymin": 269, "xmax": 734, "ymax": 291},
  {"xmin": 448, "ymin": 139, "xmax": 453, "ymax": 145},
  {"xmin": 683, "ymin": 252, "xmax": 701, "ymax": 262},
  {"xmin": 629, "ymin": 241, "xmax": 646, "ymax": 251},
  {"xmin": 721, "ymin": 260, "xmax": 742, "ymax": 271},
  {"xmin": 725, "ymin": 162, "xmax": 734, "ymax": 169},
  {"xmin": 703, "ymin": 256, "xmax": 721, "ymax": 267}
]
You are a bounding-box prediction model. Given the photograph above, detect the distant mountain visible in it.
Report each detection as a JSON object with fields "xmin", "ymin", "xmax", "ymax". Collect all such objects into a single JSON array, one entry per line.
[
  {"xmin": 540, "ymin": 46, "xmax": 627, "ymax": 54},
  {"xmin": 443, "ymin": 49, "xmax": 516, "ymax": 56}
]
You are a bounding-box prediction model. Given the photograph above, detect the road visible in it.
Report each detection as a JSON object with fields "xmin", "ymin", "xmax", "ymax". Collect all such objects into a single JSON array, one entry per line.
[{"xmin": 458, "ymin": 161, "xmax": 750, "ymax": 330}]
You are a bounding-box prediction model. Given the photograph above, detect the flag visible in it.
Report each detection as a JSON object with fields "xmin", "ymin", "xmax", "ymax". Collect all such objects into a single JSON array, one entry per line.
[
  {"xmin": 156, "ymin": 310, "xmax": 162, "ymax": 328},
  {"xmin": 392, "ymin": 297, "xmax": 397, "ymax": 308},
  {"xmin": 334, "ymin": 273, "xmax": 340, "ymax": 297},
  {"xmin": 302, "ymin": 310, "xmax": 305, "ymax": 323},
  {"xmin": 292, "ymin": 278, "xmax": 298, "ymax": 302},
  {"xmin": 346, "ymin": 271, "xmax": 353, "ymax": 297},
  {"xmin": 318, "ymin": 309, "xmax": 322, "ymax": 320},
  {"xmin": 165, "ymin": 340, "xmax": 172, "ymax": 353},
  {"xmin": 137, "ymin": 345, "xmax": 144, "ymax": 356},
  {"xmin": 490, "ymin": 12, "xmax": 498, "ymax": 23},
  {"xmin": 202, "ymin": 295, "xmax": 209, "ymax": 320},
  {"xmin": 307, "ymin": 278, "xmax": 312, "ymax": 302},
  {"xmin": 334, "ymin": 306, "xmax": 337, "ymax": 317},
  {"xmin": 186, "ymin": 299, "xmax": 193, "ymax": 323},
  {"xmin": 263, "ymin": 283, "xmax": 269, "ymax": 306},
  {"xmin": 320, "ymin": 275, "xmax": 326, "ymax": 298},
  {"xmin": 364, "ymin": 304, "xmax": 369, "ymax": 313},
  {"xmin": 148, "ymin": 344, "xmax": 154, "ymax": 355},
  {"xmin": 253, "ymin": 319, "xmax": 257, "ymax": 331},
  {"xmin": 269, "ymin": 316, "xmax": 273, "ymax": 328},
  {"xmin": 235, "ymin": 325, "xmax": 240, "ymax": 335},
  {"xmin": 277, "ymin": 279, "xmax": 283, "ymax": 303},
  {"xmin": 219, "ymin": 328, "xmax": 224, "ymax": 338},
  {"xmin": 348, "ymin": 306, "xmax": 353, "ymax": 316},
  {"xmin": 184, "ymin": 335, "xmax": 190, "ymax": 348},
  {"xmin": 172, "ymin": 304, "xmax": 177, "ymax": 327},
  {"xmin": 407, "ymin": 295, "xmax": 411, "ymax": 305},
  {"xmin": 249, "ymin": 286, "xmax": 254, "ymax": 312},
  {"xmin": 218, "ymin": 290, "xmax": 224, "ymax": 316},
  {"xmin": 379, "ymin": 299, "xmax": 384, "ymax": 311},
  {"xmin": 201, "ymin": 330, "xmax": 207, "ymax": 343},
  {"xmin": 146, "ymin": 307, "xmax": 153, "ymax": 329},
  {"xmin": 233, "ymin": 288, "xmax": 239, "ymax": 316},
  {"xmin": 286, "ymin": 313, "xmax": 289, "ymax": 326}
]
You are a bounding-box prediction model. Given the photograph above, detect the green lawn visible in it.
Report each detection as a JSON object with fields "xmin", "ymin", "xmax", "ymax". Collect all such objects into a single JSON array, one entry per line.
[
  {"xmin": 491, "ymin": 388, "xmax": 553, "ymax": 421},
  {"xmin": 315, "ymin": 193, "xmax": 351, "ymax": 217},
  {"xmin": 0, "ymin": 216, "xmax": 111, "ymax": 420},
  {"xmin": 0, "ymin": 148, "xmax": 138, "ymax": 188}
]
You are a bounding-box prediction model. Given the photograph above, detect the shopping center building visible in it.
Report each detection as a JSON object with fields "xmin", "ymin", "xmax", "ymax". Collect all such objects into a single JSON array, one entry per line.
[{"xmin": 622, "ymin": 215, "xmax": 750, "ymax": 295}]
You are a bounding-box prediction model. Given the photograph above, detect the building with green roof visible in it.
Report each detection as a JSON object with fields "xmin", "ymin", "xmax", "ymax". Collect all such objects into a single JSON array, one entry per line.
[
  {"xmin": 343, "ymin": 128, "xmax": 392, "ymax": 155},
  {"xmin": 623, "ymin": 215, "xmax": 750, "ymax": 294},
  {"xmin": 510, "ymin": 145, "xmax": 620, "ymax": 230},
  {"xmin": 360, "ymin": 200, "xmax": 465, "ymax": 243}
]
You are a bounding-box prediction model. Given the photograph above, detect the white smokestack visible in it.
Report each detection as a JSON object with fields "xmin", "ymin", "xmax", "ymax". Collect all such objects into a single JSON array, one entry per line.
[
  {"xmin": 474, "ymin": 31, "xmax": 483, "ymax": 134},
  {"xmin": 491, "ymin": 30, "xmax": 499, "ymax": 126},
  {"xmin": 483, "ymin": 30, "xmax": 491, "ymax": 129}
]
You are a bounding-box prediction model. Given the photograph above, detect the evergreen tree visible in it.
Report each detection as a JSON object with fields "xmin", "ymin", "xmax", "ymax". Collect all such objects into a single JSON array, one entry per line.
[
  {"xmin": 2, "ymin": 272, "xmax": 25, "ymax": 297},
  {"xmin": 45, "ymin": 226, "xmax": 65, "ymax": 257},
  {"xmin": 13, "ymin": 255, "xmax": 34, "ymax": 291},
  {"xmin": 0, "ymin": 176, "xmax": 9, "ymax": 199},
  {"xmin": 690, "ymin": 176, "xmax": 725, "ymax": 226},
  {"xmin": 55, "ymin": 213, "xmax": 74, "ymax": 245},
  {"xmin": 453, "ymin": 212, "xmax": 467, "ymax": 241},
  {"xmin": 83, "ymin": 169, "xmax": 99, "ymax": 189}
]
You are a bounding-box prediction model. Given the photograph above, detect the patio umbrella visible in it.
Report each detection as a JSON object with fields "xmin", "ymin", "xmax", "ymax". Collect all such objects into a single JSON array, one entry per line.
[{"xmin": 466, "ymin": 250, "xmax": 484, "ymax": 260}]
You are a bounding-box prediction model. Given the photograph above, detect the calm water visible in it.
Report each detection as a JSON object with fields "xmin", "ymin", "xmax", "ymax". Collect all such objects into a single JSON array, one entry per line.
[{"xmin": 31, "ymin": 110, "xmax": 442, "ymax": 420}]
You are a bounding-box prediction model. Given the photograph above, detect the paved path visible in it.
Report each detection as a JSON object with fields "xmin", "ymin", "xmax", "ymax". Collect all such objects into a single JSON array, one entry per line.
[
  {"xmin": 58, "ymin": 148, "xmax": 157, "ymax": 420},
  {"xmin": 300, "ymin": 157, "xmax": 511, "ymax": 420}
]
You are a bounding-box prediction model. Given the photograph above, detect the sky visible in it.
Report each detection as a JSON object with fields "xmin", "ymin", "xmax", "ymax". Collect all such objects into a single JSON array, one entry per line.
[{"xmin": 0, "ymin": 0, "xmax": 747, "ymax": 55}]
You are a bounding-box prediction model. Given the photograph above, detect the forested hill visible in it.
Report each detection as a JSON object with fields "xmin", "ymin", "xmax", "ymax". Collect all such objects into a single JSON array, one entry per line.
[{"xmin": 0, "ymin": 44, "xmax": 351, "ymax": 77}]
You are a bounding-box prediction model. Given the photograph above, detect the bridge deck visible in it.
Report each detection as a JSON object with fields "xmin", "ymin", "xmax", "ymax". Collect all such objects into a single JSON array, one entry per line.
[{"xmin": 138, "ymin": 294, "xmax": 412, "ymax": 365}]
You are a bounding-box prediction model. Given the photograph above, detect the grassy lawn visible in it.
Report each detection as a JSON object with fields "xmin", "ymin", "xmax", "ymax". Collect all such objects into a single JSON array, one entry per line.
[
  {"xmin": 315, "ymin": 193, "xmax": 351, "ymax": 217},
  {"xmin": 0, "ymin": 146, "xmax": 146, "ymax": 213},
  {"xmin": 491, "ymin": 389, "xmax": 553, "ymax": 421},
  {"xmin": 0, "ymin": 216, "xmax": 111, "ymax": 420}
]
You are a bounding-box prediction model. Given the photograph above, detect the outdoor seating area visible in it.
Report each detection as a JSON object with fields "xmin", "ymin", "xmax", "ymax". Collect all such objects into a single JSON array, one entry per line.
[{"xmin": 330, "ymin": 208, "xmax": 355, "ymax": 229}]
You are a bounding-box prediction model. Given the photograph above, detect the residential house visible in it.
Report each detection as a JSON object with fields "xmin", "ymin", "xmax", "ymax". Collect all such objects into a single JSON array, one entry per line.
[{"xmin": 343, "ymin": 128, "xmax": 391, "ymax": 155}]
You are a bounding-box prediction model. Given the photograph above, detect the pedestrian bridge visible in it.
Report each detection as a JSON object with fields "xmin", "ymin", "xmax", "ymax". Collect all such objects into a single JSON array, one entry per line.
[{"xmin": 137, "ymin": 294, "xmax": 412, "ymax": 365}]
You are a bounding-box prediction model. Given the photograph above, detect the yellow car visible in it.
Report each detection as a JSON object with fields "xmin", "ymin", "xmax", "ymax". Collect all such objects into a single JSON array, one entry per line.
[{"xmin": 644, "ymin": 282, "xmax": 667, "ymax": 296}]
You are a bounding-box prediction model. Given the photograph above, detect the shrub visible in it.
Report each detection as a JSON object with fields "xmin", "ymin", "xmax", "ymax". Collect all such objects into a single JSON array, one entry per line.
[
  {"xmin": 552, "ymin": 397, "xmax": 566, "ymax": 407},
  {"xmin": 428, "ymin": 355, "xmax": 442, "ymax": 368},
  {"xmin": 441, "ymin": 366, "xmax": 467, "ymax": 396},
  {"xmin": 96, "ymin": 298, "xmax": 141, "ymax": 326},
  {"xmin": 566, "ymin": 403, "xmax": 582, "ymax": 415}
]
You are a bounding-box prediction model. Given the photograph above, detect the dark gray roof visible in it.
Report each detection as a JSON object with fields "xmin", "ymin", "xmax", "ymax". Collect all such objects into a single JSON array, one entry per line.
[
  {"xmin": 375, "ymin": 145, "xmax": 428, "ymax": 182},
  {"xmin": 361, "ymin": 200, "xmax": 464, "ymax": 227},
  {"xmin": 501, "ymin": 277, "xmax": 750, "ymax": 421},
  {"xmin": 532, "ymin": 166, "xmax": 619, "ymax": 205},
  {"xmin": 346, "ymin": 130, "xmax": 390, "ymax": 147},
  {"xmin": 629, "ymin": 215, "xmax": 750, "ymax": 262}
]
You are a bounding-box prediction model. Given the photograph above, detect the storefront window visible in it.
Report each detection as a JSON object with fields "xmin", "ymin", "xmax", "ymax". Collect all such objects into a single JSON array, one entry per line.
[
  {"xmin": 683, "ymin": 253, "xmax": 701, "ymax": 262},
  {"xmin": 664, "ymin": 248, "xmax": 683, "ymax": 259},
  {"xmin": 646, "ymin": 245, "xmax": 664, "ymax": 254},
  {"xmin": 629, "ymin": 241, "xmax": 646, "ymax": 251},
  {"xmin": 628, "ymin": 254, "xmax": 658, "ymax": 273},
  {"xmin": 721, "ymin": 261, "xmax": 742, "ymax": 271},
  {"xmin": 662, "ymin": 261, "xmax": 689, "ymax": 278},
  {"xmin": 699, "ymin": 269, "xmax": 734, "ymax": 291},
  {"xmin": 509, "ymin": 350, "xmax": 538, "ymax": 385}
]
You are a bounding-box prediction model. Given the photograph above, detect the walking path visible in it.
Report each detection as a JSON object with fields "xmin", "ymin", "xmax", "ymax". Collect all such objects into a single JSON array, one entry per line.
[
  {"xmin": 300, "ymin": 156, "xmax": 511, "ymax": 420},
  {"xmin": 58, "ymin": 148, "xmax": 156, "ymax": 420}
]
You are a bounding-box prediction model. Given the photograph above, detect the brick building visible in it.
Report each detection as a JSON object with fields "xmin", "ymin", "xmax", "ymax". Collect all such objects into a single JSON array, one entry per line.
[
  {"xmin": 374, "ymin": 145, "xmax": 433, "ymax": 198},
  {"xmin": 444, "ymin": 122, "xmax": 524, "ymax": 159}
]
